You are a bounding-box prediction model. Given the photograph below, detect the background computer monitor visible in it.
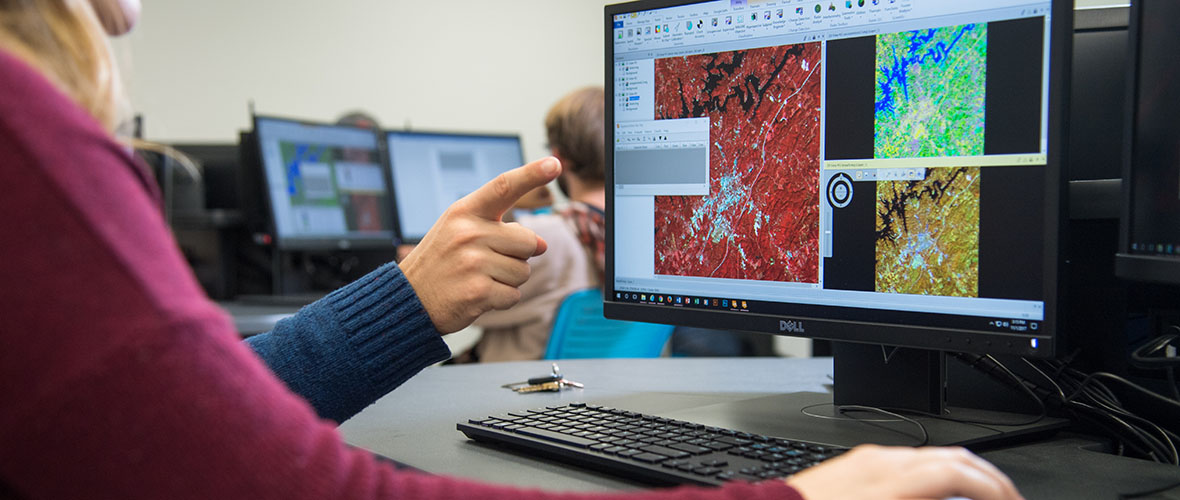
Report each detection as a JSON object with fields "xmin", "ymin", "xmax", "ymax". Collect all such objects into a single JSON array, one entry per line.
[
  {"xmin": 253, "ymin": 115, "xmax": 397, "ymax": 251},
  {"xmin": 385, "ymin": 131, "xmax": 524, "ymax": 242},
  {"xmin": 1069, "ymin": 6, "xmax": 1129, "ymax": 183},
  {"xmin": 1116, "ymin": 0, "xmax": 1180, "ymax": 286},
  {"xmin": 604, "ymin": 0, "xmax": 1069, "ymax": 443}
]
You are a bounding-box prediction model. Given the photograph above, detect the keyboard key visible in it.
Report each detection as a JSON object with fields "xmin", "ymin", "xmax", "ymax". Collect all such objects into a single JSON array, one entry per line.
[
  {"xmin": 693, "ymin": 466, "xmax": 722, "ymax": 476},
  {"xmin": 514, "ymin": 427, "xmax": 597, "ymax": 448},
  {"xmin": 717, "ymin": 436, "xmax": 753, "ymax": 446},
  {"xmin": 632, "ymin": 452, "xmax": 668, "ymax": 463},
  {"xmin": 639, "ymin": 444, "xmax": 690, "ymax": 459},
  {"xmin": 703, "ymin": 441, "xmax": 734, "ymax": 451},
  {"xmin": 670, "ymin": 443, "xmax": 712, "ymax": 455}
]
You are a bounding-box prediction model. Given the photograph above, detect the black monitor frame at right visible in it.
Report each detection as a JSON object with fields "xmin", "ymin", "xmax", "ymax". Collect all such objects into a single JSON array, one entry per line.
[{"xmin": 1115, "ymin": 0, "xmax": 1180, "ymax": 286}]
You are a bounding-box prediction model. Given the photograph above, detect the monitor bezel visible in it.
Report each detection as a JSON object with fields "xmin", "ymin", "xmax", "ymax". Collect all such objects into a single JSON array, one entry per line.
[
  {"xmin": 602, "ymin": 0, "xmax": 1070, "ymax": 358},
  {"xmin": 251, "ymin": 113, "xmax": 399, "ymax": 252},
  {"xmin": 383, "ymin": 129, "xmax": 526, "ymax": 244},
  {"xmin": 1114, "ymin": 0, "xmax": 1180, "ymax": 286}
]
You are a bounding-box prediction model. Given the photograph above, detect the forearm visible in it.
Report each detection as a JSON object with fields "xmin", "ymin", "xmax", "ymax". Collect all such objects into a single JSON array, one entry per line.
[{"xmin": 247, "ymin": 263, "xmax": 451, "ymax": 423}]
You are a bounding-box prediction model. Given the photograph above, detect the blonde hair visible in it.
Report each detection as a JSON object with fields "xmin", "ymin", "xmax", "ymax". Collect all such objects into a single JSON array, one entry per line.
[
  {"xmin": 545, "ymin": 86, "xmax": 605, "ymax": 185},
  {"xmin": 0, "ymin": 0, "xmax": 126, "ymax": 132}
]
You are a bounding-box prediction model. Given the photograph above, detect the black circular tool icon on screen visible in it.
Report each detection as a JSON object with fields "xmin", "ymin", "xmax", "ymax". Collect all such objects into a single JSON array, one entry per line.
[{"xmin": 827, "ymin": 172, "xmax": 853, "ymax": 208}]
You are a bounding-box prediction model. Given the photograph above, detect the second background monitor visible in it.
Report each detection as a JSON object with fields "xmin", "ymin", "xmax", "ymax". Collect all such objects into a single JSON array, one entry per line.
[{"xmin": 386, "ymin": 130, "xmax": 525, "ymax": 243}]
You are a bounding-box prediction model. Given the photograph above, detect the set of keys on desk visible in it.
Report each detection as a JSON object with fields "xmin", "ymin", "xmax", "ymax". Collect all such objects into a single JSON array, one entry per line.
[{"xmin": 502, "ymin": 363, "xmax": 584, "ymax": 393}]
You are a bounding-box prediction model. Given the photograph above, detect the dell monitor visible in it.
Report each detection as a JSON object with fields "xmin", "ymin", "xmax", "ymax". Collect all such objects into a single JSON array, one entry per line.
[
  {"xmin": 253, "ymin": 115, "xmax": 397, "ymax": 251},
  {"xmin": 385, "ymin": 131, "xmax": 524, "ymax": 243},
  {"xmin": 1115, "ymin": 0, "xmax": 1180, "ymax": 286},
  {"xmin": 605, "ymin": 0, "xmax": 1069, "ymax": 445}
]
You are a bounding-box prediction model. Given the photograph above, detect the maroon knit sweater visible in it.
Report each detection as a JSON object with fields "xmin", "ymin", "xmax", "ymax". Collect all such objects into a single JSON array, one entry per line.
[{"xmin": 0, "ymin": 50, "xmax": 804, "ymax": 500}]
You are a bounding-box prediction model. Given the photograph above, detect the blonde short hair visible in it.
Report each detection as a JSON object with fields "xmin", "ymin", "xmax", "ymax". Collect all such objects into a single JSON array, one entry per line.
[
  {"xmin": 545, "ymin": 86, "xmax": 604, "ymax": 185},
  {"xmin": 0, "ymin": 0, "xmax": 125, "ymax": 132}
]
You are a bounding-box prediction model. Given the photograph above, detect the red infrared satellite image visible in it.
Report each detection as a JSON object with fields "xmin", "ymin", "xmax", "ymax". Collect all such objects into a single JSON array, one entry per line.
[{"xmin": 653, "ymin": 43, "xmax": 821, "ymax": 283}]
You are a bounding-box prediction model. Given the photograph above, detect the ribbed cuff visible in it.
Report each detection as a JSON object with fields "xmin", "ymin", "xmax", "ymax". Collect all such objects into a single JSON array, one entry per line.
[{"xmin": 324, "ymin": 262, "xmax": 452, "ymax": 398}]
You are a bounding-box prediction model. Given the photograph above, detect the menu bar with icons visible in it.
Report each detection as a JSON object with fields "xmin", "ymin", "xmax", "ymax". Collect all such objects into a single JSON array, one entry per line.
[
  {"xmin": 614, "ymin": 291, "xmax": 753, "ymax": 312},
  {"xmin": 846, "ymin": 167, "xmax": 926, "ymax": 182},
  {"xmin": 615, "ymin": 118, "xmax": 710, "ymax": 152},
  {"xmin": 613, "ymin": 0, "xmax": 1048, "ymax": 57}
]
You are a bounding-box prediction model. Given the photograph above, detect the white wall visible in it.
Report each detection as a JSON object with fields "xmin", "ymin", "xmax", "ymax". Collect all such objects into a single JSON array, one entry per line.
[
  {"xmin": 122, "ymin": 0, "xmax": 1124, "ymax": 160},
  {"xmin": 121, "ymin": 0, "xmax": 614, "ymax": 162}
]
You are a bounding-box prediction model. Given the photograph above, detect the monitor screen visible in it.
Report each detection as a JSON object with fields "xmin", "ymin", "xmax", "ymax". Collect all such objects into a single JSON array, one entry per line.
[
  {"xmin": 254, "ymin": 116, "xmax": 396, "ymax": 250},
  {"xmin": 1116, "ymin": 0, "xmax": 1180, "ymax": 285},
  {"xmin": 605, "ymin": 0, "xmax": 1065, "ymax": 358},
  {"xmin": 385, "ymin": 131, "xmax": 524, "ymax": 242}
]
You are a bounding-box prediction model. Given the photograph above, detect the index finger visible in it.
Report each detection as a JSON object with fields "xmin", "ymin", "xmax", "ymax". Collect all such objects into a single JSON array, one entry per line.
[{"xmin": 458, "ymin": 157, "xmax": 562, "ymax": 221}]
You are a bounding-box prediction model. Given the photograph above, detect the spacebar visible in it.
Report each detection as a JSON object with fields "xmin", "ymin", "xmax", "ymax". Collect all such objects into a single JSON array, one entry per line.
[{"xmin": 514, "ymin": 427, "xmax": 597, "ymax": 448}]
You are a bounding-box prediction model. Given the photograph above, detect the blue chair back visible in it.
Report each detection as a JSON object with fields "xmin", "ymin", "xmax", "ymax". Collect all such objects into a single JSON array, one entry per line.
[{"xmin": 544, "ymin": 288, "xmax": 674, "ymax": 359}]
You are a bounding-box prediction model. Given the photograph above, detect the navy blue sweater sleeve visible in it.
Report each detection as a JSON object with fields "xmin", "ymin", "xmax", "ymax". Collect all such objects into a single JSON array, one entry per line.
[{"xmin": 246, "ymin": 263, "xmax": 452, "ymax": 423}]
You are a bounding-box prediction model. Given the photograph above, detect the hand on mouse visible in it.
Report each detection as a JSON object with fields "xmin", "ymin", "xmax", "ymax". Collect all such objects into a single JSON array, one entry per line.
[{"xmin": 786, "ymin": 445, "xmax": 1024, "ymax": 500}]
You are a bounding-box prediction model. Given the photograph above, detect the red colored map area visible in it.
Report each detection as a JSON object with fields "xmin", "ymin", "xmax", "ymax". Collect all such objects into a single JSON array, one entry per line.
[{"xmin": 653, "ymin": 43, "xmax": 821, "ymax": 283}]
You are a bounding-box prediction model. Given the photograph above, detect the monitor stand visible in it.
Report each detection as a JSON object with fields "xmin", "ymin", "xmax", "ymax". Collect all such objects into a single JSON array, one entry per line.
[{"xmin": 659, "ymin": 343, "xmax": 1068, "ymax": 449}]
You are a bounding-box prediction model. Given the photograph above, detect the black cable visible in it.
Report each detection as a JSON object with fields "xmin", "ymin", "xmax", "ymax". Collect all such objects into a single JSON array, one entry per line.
[
  {"xmin": 1071, "ymin": 400, "xmax": 1170, "ymax": 463},
  {"xmin": 1023, "ymin": 358, "xmax": 1067, "ymax": 402},
  {"xmin": 1077, "ymin": 383, "xmax": 1174, "ymax": 464},
  {"xmin": 969, "ymin": 352, "xmax": 1180, "ymax": 465},
  {"xmin": 986, "ymin": 354, "xmax": 1049, "ymax": 414},
  {"xmin": 1068, "ymin": 405, "xmax": 1154, "ymax": 459},
  {"xmin": 1021, "ymin": 358, "xmax": 1180, "ymax": 465},
  {"xmin": 1061, "ymin": 373, "xmax": 1178, "ymax": 464},
  {"xmin": 945, "ymin": 353, "xmax": 1047, "ymax": 426},
  {"xmin": 799, "ymin": 403, "xmax": 930, "ymax": 447},
  {"xmin": 837, "ymin": 405, "xmax": 930, "ymax": 446},
  {"xmin": 1068, "ymin": 372, "xmax": 1180, "ymax": 412}
]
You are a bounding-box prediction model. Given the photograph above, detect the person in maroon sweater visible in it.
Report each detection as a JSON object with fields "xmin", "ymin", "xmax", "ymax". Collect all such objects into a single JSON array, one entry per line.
[{"xmin": 0, "ymin": 0, "xmax": 1024, "ymax": 499}]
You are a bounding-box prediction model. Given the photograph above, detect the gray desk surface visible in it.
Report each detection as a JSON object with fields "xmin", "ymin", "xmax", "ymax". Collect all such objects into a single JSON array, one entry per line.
[
  {"xmin": 216, "ymin": 301, "xmax": 299, "ymax": 336},
  {"xmin": 339, "ymin": 357, "xmax": 1180, "ymax": 499}
]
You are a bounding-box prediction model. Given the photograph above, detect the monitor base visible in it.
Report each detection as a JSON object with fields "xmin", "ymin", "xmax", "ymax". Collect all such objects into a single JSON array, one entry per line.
[{"xmin": 660, "ymin": 391, "xmax": 1067, "ymax": 449}]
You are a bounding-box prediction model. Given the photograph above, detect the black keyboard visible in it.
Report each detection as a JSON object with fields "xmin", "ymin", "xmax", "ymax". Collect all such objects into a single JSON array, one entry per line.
[{"xmin": 457, "ymin": 403, "xmax": 847, "ymax": 486}]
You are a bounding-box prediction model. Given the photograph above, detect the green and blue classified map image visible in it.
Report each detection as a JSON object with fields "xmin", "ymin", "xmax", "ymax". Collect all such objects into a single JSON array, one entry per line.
[{"xmin": 874, "ymin": 23, "xmax": 987, "ymax": 158}]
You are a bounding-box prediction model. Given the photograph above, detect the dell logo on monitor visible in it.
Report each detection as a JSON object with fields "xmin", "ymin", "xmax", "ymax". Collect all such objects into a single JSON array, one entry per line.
[{"xmin": 779, "ymin": 319, "xmax": 805, "ymax": 333}]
